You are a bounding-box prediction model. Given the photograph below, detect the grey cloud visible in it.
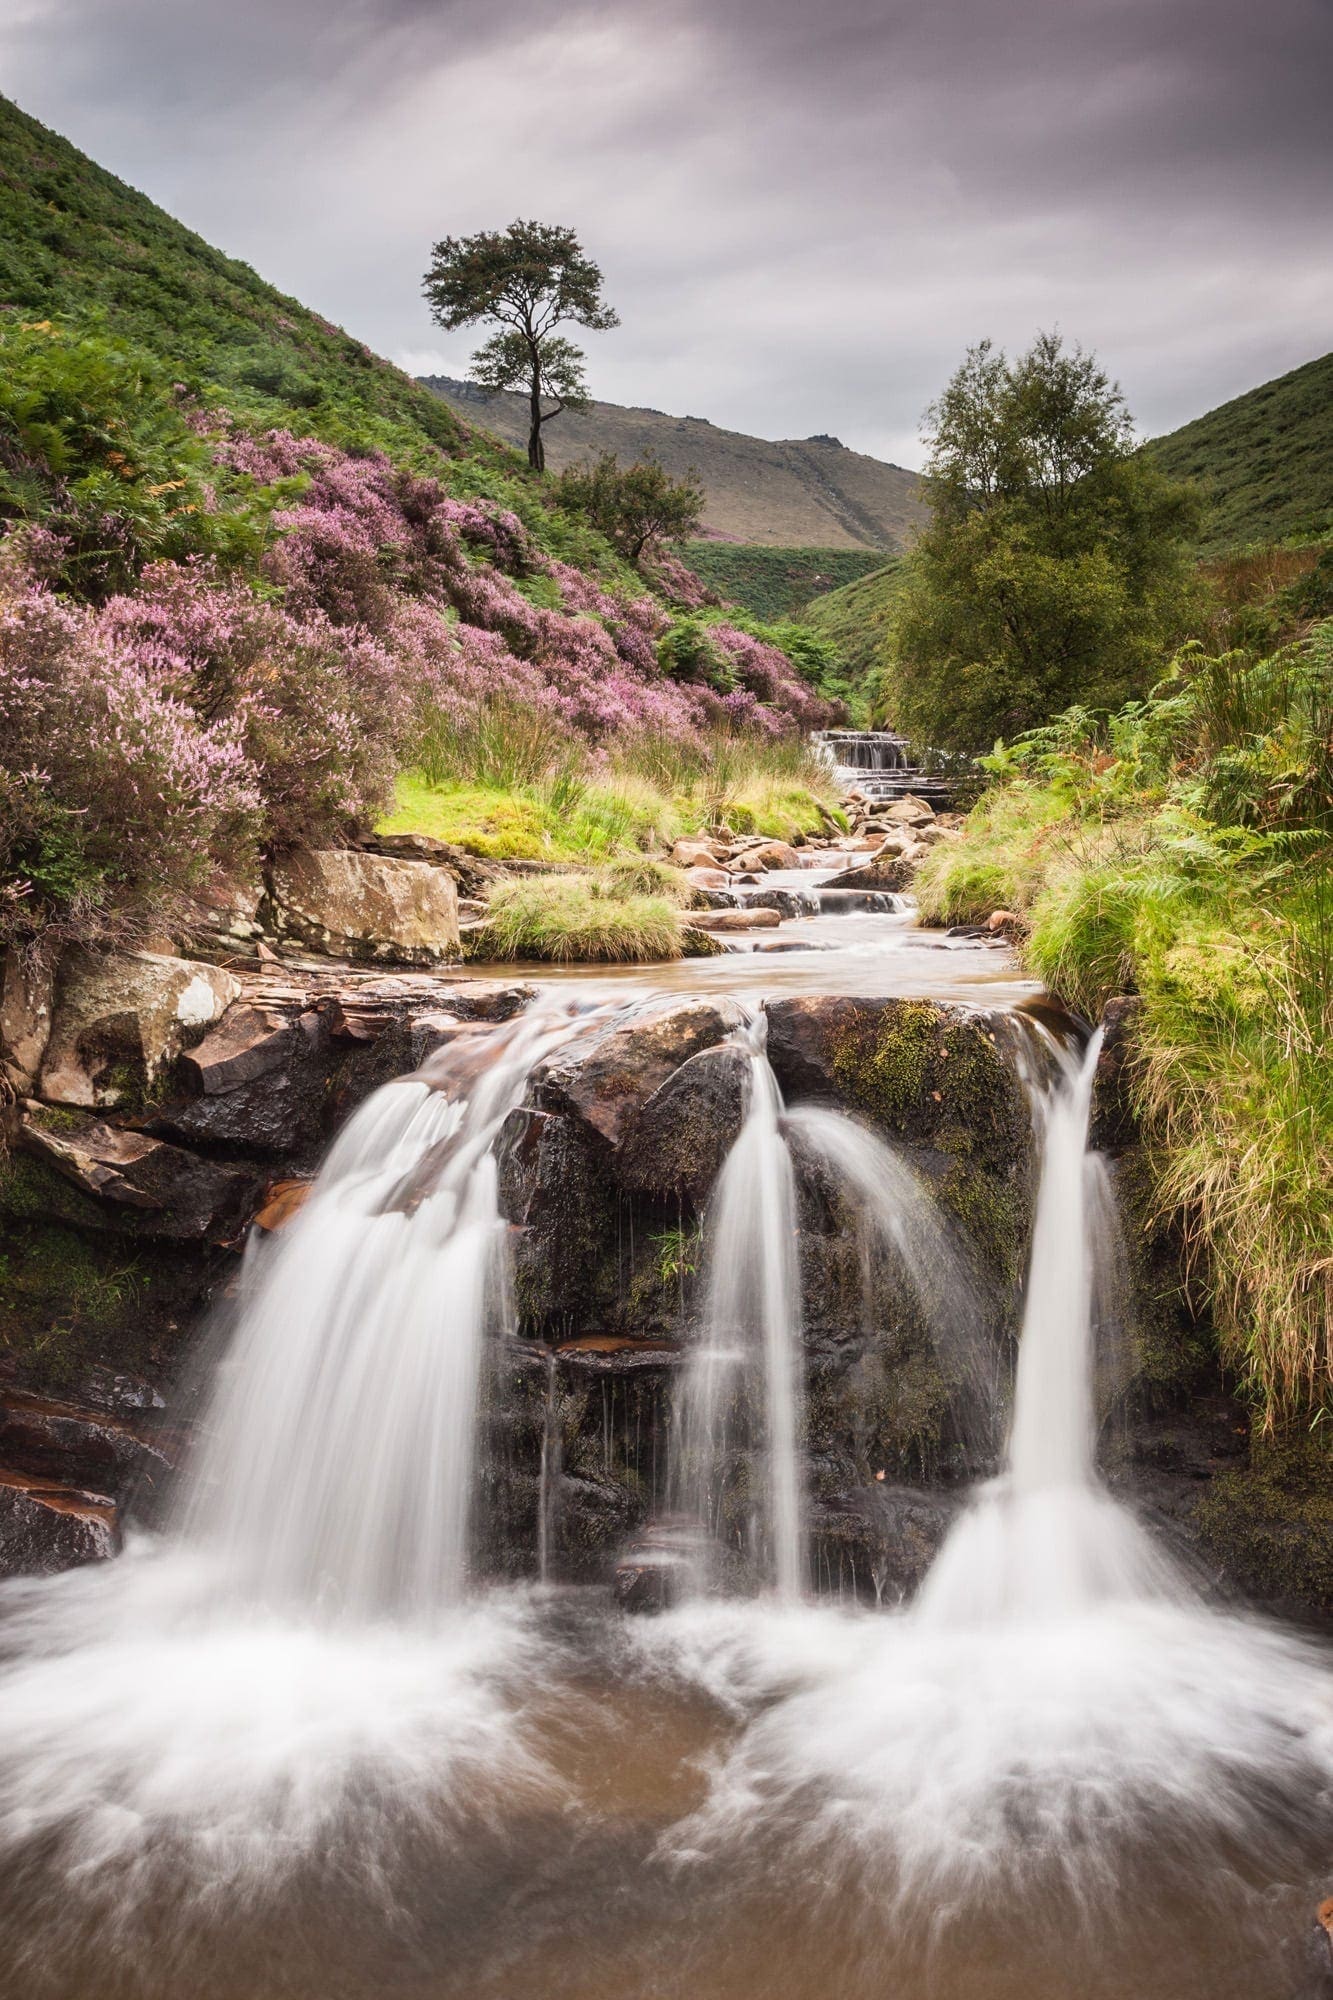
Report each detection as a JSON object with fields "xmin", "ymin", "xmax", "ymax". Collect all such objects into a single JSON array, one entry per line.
[{"xmin": 1, "ymin": 0, "xmax": 1329, "ymax": 465}]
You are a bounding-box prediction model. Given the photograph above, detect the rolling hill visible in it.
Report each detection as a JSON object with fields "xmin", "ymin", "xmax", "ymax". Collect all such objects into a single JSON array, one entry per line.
[
  {"xmin": 0, "ymin": 94, "xmax": 490, "ymax": 468},
  {"xmin": 1146, "ymin": 349, "xmax": 1333, "ymax": 553},
  {"xmin": 421, "ymin": 376, "xmax": 926, "ymax": 551}
]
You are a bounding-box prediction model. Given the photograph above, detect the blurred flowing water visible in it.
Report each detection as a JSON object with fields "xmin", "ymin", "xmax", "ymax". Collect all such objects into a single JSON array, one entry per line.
[{"xmin": 0, "ymin": 990, "xmax": 1328, "ymax": 2000}]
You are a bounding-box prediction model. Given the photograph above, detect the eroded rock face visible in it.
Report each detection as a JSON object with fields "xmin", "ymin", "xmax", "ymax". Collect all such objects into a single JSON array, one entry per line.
[
  {"xmin": 21, "ymin": 1110, "xmax": 261, "ymax": 1242},
  {"xmin": 39, "ymin": 950, "xmax": 240, "ymax": 1109},
  {"xmin": 0, "ymin": 1470, "xmax": 119, "ymax": 1576},
  {"xmin": 534, "ymin": 999, "xmax": 744, "ymax": 1149},
  {"xmin": 616, "ymin": 1043, "xmax": 750, "ymax": 1204},
  {"xmin": 165, "ymin": 1004, "xmax": 332, "ymax": 1155},
  {"xmin": 266, "ymin": 848, "xmax": 460, "ymax": 965}
]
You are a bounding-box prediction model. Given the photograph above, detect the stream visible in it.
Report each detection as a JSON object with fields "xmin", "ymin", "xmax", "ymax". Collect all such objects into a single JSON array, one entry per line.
[{"xmin": 0, "ymin": 840, "xmax": 1329, "ymax": 2000}]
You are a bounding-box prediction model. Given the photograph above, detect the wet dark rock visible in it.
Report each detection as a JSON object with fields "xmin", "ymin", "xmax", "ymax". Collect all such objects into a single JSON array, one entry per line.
[
  {"xmin": 616, "ymin": 1042, "xmax": 750, "ymax": 1204},
  {"xmin": 739, "ymin": 888, "xmax": 816, "ymax": 919},
  {"xmin": 497, "ymin": 1106, "xmax": 614, "ymax": 1322},
  {"xmin": 0, "ymin": 1390, "xmax": 175, "ymax": 1497},
  {"xmin": 162, "ymin": 1004, "xmax": 332, "ymax": 1155},
  {"xmin": 764, "ymin": 994, "xmax": 1028, "ymax": 1174},
  {"xmin": 0, "ymin": 1468, "xmax": 120, "ymax": 1576},
  {"xmin": 1090, "ymin": 994, "xmax": 1145, "ymax": 1151},
  {"xmin": 20, "ymin": 1110, "xmax": 262, "ymax": 1243},
  {"xmin": 534, "ymin": 999, "xmax": 743, "ymax": 1149},
  {"xmin": 811, "ymin": 1483, "xmax": 959, "ymax": 1605}
]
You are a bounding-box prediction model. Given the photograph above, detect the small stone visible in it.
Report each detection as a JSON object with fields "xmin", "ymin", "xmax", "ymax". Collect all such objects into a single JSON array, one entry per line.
[{"xmin": 687, "ymin": 908, "xmax": 782, "ymax": 932}]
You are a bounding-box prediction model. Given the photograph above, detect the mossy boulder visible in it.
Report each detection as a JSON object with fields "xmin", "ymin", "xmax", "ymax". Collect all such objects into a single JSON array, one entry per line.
[{"xmin": 763, "ymin": 995, "xmax": 1029, "ymax": 1176}]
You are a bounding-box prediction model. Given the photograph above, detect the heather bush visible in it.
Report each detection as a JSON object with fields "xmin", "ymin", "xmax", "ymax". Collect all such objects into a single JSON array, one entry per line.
[{"xmin": 0, "ymin": 558, "xmax": 259, "ymax": 947}]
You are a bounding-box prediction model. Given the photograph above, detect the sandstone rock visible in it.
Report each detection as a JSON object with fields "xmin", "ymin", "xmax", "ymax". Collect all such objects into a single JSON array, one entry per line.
[
  {"xmin": 21, "ymin": 1110, "xmax": 262, "ymax": 1242},
  {"xmin": 0, "ymin": 1469, "xmax": 119, "ymax": 1576},
  {"xmin": 0, "ymin": 1390, "xmax": 174, "ymax": 1495},
  {"xmin": 821, "ymin": 851, "xmax": 916, "ymax": 893},
  {"xmin": 985, "ymin": 908, "xmax": 1029, "ymax": 943},
  {"xmin": 617, "ymin": 1041, "xmax": 750, "ymax": 1203},
  {"xmin": 687, "ymin": 907, "xmax": 782, "ymax": 932},
  {"xmin": 0, "ymin": 946, "xmax": 55, "ymax": 1093},
  {"xmin": 534, "ymin": 999, "xmax": 743, "ymax": 1149},
  {"xmin": 742, "ymin": 839, "xmax": 802, "ymax": 871},
  {"xmin": 165, "ymin": 1003, "xmax": 332, "ymax": 1154},
  {"xmin": 363, "ymin": 832, "xmax": 500, "ymax": 900},
  {"xmin": 266, "ymin": 848, "xmax": 460, "ymax": 965},
  {"xmin": 39, "ymin": 950, "xmax": 240, "ymax": 1109},
  {"xmin": 882, "ymin": 796, "xmax": 935, "ymax": 825},
  {"xmin": 192, "ymin": 870, "xmax": 265, "ymax": 945},
  {"xmin": 684, "ymin": 865, "xmax": 731, "ymax": 892},
  {"xmin": 669, "ymin": 838, "xmax": 727, "ymax": 868}
]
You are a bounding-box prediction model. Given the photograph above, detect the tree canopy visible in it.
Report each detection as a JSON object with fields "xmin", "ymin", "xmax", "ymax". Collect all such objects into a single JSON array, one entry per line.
[
  {"xmin": 553, "ymin": 451, "xmax": 704, "ymax": 563},
  {"xmin": 422, "ymin": 220, "xmax": 618, "ymax": 471},
  {"xmin": 885, "ymin": 333, "xmax": 1203, "ymax": 751}
]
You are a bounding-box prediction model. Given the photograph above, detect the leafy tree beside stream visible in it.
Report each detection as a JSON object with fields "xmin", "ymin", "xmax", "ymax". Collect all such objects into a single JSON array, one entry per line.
[{"xmin": 888, "ymin": 333, "xmax": 1202, "ymax": 751}]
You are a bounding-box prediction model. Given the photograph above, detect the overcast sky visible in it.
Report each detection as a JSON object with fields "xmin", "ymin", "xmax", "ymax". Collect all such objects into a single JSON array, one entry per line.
[{"xmin": 3, "ymin": 0, "xmax": 1330, "ymax": 466}]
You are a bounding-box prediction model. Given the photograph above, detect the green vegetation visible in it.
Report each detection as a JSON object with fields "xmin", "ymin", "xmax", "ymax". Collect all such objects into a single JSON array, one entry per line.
[
  {"xmin": 383, "ymin": 715, "xmax": 842, "ymax": 862},
  {"xmin": 0, "ymin": 95, "xmax": 483, "ymax": 470},
  {"xmin": 679, "ymin": 543, "xmax": 890, "ymax": 621},
  {"xmin": 916, "ymin": 617, "xmax": 1333, "ymax": 1427},
  {"xmin": 469, "ymin": 873, "xmax": 686, "ymax": 964},
  {"xmin": 886, "ymin": 333, "xmax": 1202, "ymax": 751},
  {"xmin": 554, "ymin": 452, "xmax": 704, "ymax": 562},
  {"xmin": 798, "ymin": 557, "xmax": 906, "ymax": 710},
  {"xmin": 1146, "ymin": 349, "xmax": 1333, "ymax": 555}
]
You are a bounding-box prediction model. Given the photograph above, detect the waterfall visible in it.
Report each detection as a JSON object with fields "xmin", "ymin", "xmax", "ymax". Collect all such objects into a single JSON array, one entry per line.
[
  {"xmin": 179, "ymin": 1004, "xmax": 588, "ymax": 1618},
  {"xmin": 675, "ymin": 1015, "xmax": 806, "ymax": 1598},
  {"xmin": 673, "ymin": 1019, "xmax": 980, "ymax": 1600},
  {"xmin": 915, "ymin": 1028, "xmax": 1173, "ymax": 1626}
]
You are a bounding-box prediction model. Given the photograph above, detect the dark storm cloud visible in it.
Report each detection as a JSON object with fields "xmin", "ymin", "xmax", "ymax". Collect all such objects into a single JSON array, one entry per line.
[{"xmin": 3, "ymin": 0, "xmax": 1330, "ymax": 463}]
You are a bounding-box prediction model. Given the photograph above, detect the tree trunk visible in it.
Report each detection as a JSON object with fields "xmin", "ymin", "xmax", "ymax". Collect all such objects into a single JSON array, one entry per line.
[{"xmin": 528, "ymin": 359, "xmax": 544, "ymax": 472}]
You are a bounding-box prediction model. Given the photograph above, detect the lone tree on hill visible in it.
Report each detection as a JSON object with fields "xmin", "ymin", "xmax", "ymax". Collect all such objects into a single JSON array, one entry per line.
[
  {"xmin": 553, "ymin": 451, "xmax": 705, "ymax": 563},
  {"xmin": 886, "ymin": 332, "xmax": 1202, "ymax": 751},
  {"xmin": 423, "ymin": 220, "xmax": 619, "ymax": 471}
]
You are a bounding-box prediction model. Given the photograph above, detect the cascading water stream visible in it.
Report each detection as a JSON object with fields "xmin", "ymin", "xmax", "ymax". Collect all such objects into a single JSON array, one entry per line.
[
  {"xmin": 674, "ymin": 1016, "xmax": 981, "ymax": 1600},
  {"xmin": 180, "ymin": 1002, "xmax": 596, "ymax": 1618},
  {"xmin": 675, "ymin": 1014, "xmax": 806, "ymax": 1599},
  {"xmin": 915, "ymin": 1027, "xmax": 1174, "ymax": 1625}
]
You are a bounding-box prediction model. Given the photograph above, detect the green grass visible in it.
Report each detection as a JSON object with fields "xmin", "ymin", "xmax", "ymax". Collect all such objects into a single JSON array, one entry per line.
[
  {"xmin": 469, "ymin": 875, "xmax": 685, "ymax": 964},
  {"xmin": 917, "ymin": 625, "xmax": 1333, "ymax": 1428},
  {"xmin": 382, "ymin": 710, "xmax": 842, "ymax": 861},
  {"xmin": 679, "ymin": 543, "xmax": 890, "ymax": 620},
  {"xmin": 1145, "ymin": 349, "xmax": 1333, "ymax": 555}
]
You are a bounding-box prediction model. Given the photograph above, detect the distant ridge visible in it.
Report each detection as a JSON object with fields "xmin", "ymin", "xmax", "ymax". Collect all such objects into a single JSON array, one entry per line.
[{"xmin": 420, "ymin": 376, "xmax": 926, "ymax": 551}]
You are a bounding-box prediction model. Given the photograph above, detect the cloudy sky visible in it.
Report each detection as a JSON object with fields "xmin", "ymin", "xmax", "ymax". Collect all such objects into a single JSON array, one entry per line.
[{"xmin": 2, "ymin": 0, "xmax": 1330, "ymax": 465}]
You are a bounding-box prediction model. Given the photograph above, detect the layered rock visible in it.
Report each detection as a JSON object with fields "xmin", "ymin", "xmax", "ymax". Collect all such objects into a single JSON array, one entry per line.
[{"xmin": 265, "ymin": 848, "xmax": 460, "ymax": 964}]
